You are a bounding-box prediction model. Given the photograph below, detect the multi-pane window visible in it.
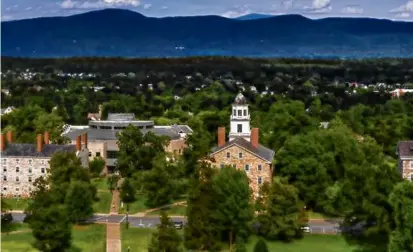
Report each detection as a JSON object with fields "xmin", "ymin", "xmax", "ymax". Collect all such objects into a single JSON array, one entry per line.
[
  {"xmin": 16, "ymin": 167, "xmax": 20, "ymax": 172},
  {"xmin": 237, "ymin": 124, "xmax": 242, "ymax": 133},
  {"xmin": 29, "ymin": 168, "xmax": 32, "ymax": 173},
  {"xmin": 243, "ymin": 109, "xmax": 247, "ymax": 116},
  {"xmin": 89, "ymin": 152, "xmax": 92, "ymax": 157},
  {"xmin": 258, "ymin": 177, "xmax": 263, "ymax": 185},
  {"xmin": 3, "ymin": 176, "xmax": 7, "ymax": 181},
  {"xmin": 107, "ymin": 151, "xmax": 118, "ymax": 159},
  {"xmin": 245, "ymin": 164, "xmax": 250, "ymax": 171},
  {"xmin": 96, "ymin": 152, "xmax": 101, "ymax": 157},
  {"xmin": 226, "ymin": 152, "xmax": 230, "ymax": 158},
  {"xmin": 41, "ymin": 168, "xmax": 45, "ymax": 174},
  {"xmin": 3, "ymin": 166, "xmax": 6, "ymax": 172},
  {"xmin": 237, "ymin": 110, "xmax": 242, "ymax": 116},
  {"xmin": 257, "ymin": 164, "xmax": 262, "ymax": 172},
  {"xmin": 239, "ymin": 152, "xmax": 243, "ymax": 159},
  {"xmin": 28, "ymin": 177, "xmax": 32, "ymax": 182},
  {"xmin": 3, "ymin": 187, "xmax": 6, "ymax": 191},
  {"xmin": 233, "ymin": 109, "xmax": 236, "ymax": 116},
  {"xmin": 16, "ymin": 176, "xmax": 19, "ymax": 182}
]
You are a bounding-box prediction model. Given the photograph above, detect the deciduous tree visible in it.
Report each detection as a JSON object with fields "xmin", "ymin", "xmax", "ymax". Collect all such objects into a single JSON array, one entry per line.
[{"xmin": 148, "ymin": 211, "xmax": 182, "ymax": 252}]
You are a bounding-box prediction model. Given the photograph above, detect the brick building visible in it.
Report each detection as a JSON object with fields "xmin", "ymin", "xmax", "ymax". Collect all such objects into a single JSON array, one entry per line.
[
  {"xmin": 396, "ymin": 140, "xmax": 413, "ymax": 181},
  {"xmin": 209, "ymin": 93, "xmax": 275, "ymax": 197},
  {"xmin": 62, "ymin": 113, "xmax": 192, "ymax": 174},
  {"xmin": 1, "ymin": 131, "xmax": 89, "ymax": 198}
]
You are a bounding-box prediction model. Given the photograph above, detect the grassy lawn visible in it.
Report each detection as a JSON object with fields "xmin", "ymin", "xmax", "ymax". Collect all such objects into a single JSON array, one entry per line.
[
  {"xmin": 1, "ymin": 223, "xmax": 106, "ymax": 252},
  {"xmin": 121, "ymin": 226, "xmax": 354, "ymax": 252},
  {"xmin": 147, "ymin": 205, "xmax": 187, "ymax": 216},
  {"xmin": 91, "ymin": 177, "xmax": 109, "ymax": 191},
  {"xmin": 2, "ymin": 198, "xmax": 31, "ymax": 211},
  {"xmin": 119, "ymin": 194, "xmax": 147, "ymax": 214},
  {"xmin": 93, "ymin": 191, "xmax": 112, "ymax": 214}
]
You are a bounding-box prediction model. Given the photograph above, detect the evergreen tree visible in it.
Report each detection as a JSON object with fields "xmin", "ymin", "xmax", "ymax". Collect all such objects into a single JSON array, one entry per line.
[
  {"xmin": 120, "ymin": 178, "xmax": 136, "ymax": 210},
  {"xmin": 184, "ymin": 161, "xmax": 220, "ymax": 251},
  {"xmin": 253, "ymin": 238, "xmax": 269, "ymax": 252},
  {"xmin": 142, "ymin": 154, "xmax": 178, "ymax": 208},
  {"xmin": 148, "ymin": 211, "xmax": 182, "ymax": 252},
  {"xmin": 28, "ymin": 178, "xmax": 72, "ymax": 252},
  {"xmin": 65, "ymin": 180, "xmax": 95, "ymax": 223},
  {"xmin": 388, "ymin": 181, "xmax": 413, "ymax": 252},
  {"xmin": 257, "ymin": 178, "xmax": 307, "ymax": 242},
  {"xmin": 212, "ymin": 165, "xmax": 254, "ymax": 249}
]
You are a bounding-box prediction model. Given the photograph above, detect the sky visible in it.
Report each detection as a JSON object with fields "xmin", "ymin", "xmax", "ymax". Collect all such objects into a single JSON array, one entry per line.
[{"xmin": 2, "ymin": 0, "xmax": 413, "ymax": 21}]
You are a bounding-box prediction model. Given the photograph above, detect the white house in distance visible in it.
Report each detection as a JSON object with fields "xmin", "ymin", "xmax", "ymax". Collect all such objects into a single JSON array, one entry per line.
[
  {"xmin": 0, "ymin": 106, "xmax": 15, "ymax": 116},
  {"xmin": 391, "ymin": 89, "xmax": 413, "ymax": 98}
]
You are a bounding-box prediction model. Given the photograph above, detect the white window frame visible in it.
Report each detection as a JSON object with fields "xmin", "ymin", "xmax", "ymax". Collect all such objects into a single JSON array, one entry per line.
[
  {"xmin": 258, "ymin": 176, "xmax": 263, "ymax": 185},
  {"xmin": 226, "ymin": 152, "xmax": 230, "ymax": 158},
  {"xmin": 245, "ymin": 164, "xmax": 250, "ymax": 172},
  {"xmin": 239, "ymin": 152, "xmax": 243, "ymax": 159},
  {"xmin": 257, "ymin": 164, "xmax": 262, "ymax": 172}
]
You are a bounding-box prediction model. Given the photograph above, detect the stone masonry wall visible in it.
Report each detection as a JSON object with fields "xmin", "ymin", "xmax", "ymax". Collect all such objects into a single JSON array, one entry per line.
[
  {"xmin": 1, "ymin": 156, "xmax": 50, "ymax": 198},
  {"xmin": 401, "ymin": 159, "xmax": 413, "ymax": 181},
  {"xmin": 210, "ymin": 145, "xmax": 273, "ymax": 197}
]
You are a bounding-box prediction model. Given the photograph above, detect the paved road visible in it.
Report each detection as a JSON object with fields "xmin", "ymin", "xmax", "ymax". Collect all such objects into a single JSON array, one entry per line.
[{"xmin": 10, "ymin": 213, "xmax": 341, "ymax": 234}]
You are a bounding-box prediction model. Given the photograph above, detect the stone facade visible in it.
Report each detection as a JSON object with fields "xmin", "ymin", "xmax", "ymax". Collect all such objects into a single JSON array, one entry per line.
[
  {"xmin": 2, "ymin": 156, "xmax": 49, "ymax": 198},
  {"xmin": 400, "ymin": 159, "xmax": 413, "ymax": 181},
  {"xmin": 1, "ymin": 132, "xmax": 89, "ymax": 198},
  {"xmin": 210, "ymin": 144, "xmax": 273, "ymax": 197}
]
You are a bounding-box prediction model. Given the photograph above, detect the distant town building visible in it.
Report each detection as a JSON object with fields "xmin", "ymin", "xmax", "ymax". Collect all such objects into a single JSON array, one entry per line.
[
  {"xmin": 396, "ymin": 141, "xmax": 413, "ymax": 181},
  {"xmin": 208, "ymin": 93, "xmax": 275, "ymax": 197},
  {"xmin": 0, "ymin": 106, "xmax": 15, "ymax": 116},
  {"xmin": 62, "ymin": 113, "xmax": 192, "ymax": 174},
  {"xmin": 391, "ymin": 89, "xmax": 413, "ymax": 98},
  {"xmin": 1, "ymin": 131, "xmax": 89, "ymax": 198}
]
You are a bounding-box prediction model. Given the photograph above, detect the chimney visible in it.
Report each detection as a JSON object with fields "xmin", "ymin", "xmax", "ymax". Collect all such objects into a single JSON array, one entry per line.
[
  {"xmin": 251, "ymin": 128, "xmax": 259, "ymax": 148},
  {"xmin": 76, "ymin": 135, "xmax": 82, "ymax": 151},
  {"xmin": 37, "ymin": 134, "xmax": 43, "ymax": 152},
  {"xmin": 7, "ymin": 131, "xmax": 13, "ymax": 143},
  {"xmin": 44, "ymin": 132, "xmax": 50, "ymax": 145},
  {"xmin": 82, "ymin": 133, "xmax": 88, "ymax": 149},
  {"xmin": 218, "ymin": 127, "xmax": 226, "ymax": 147},
  {"xmin": 1, "ymin": 134, "xmax": 5, "ymax": 151}
]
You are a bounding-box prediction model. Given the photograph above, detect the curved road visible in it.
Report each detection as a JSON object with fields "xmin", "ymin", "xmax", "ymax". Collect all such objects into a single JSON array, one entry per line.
[{"xmin": 10, "ymin": 212, "xmax": 341, "ymax": 234}]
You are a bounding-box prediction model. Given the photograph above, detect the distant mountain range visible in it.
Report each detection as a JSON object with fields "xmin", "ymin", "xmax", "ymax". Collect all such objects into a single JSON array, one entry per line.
[
  {"xmin": 2, "ymin": 8, "xmax": 413, "ymax": 58},
  {"xmin": 234, "ymin": 13, "xmax": 276, "ymax": 20}
]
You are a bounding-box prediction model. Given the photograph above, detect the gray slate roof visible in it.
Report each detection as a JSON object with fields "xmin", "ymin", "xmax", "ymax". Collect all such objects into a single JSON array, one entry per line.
[
  {"xmin": 397, "ymin": 141, "xmax": 413, "ymax": 157},
  {"xmin": 2, "ymin": 143, "xmax": 76, "ymax": 157},
  {"xmin": 64, "ymin": 127, "xmax": 181, "ymax": 141},
  {"xmin": 171, "ymin": 125, "xmax": 193, "ymax": 134},
  {"xmin": 211, "ymin": 137, "xmax": 274, "ymax": 163}
]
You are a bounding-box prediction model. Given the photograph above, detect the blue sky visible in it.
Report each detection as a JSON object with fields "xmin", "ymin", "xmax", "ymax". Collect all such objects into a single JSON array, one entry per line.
[{"xmin": 2, "ymin": 0, "xmax": 413, "ymax": 21}]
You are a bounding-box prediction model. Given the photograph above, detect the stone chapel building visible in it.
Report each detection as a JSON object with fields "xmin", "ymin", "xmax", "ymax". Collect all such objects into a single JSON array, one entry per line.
[{"xmin": 209, "ymin": 93, "xmax": 275, "ymax": 197}]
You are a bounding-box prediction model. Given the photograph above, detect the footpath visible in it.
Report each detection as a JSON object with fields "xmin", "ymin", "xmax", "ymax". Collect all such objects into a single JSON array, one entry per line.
[{"xmin": 106, "ymin": 190, "xmax": 121, "ymax": 252}]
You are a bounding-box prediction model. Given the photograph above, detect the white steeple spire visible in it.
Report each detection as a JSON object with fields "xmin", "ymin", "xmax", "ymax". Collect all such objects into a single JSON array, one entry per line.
[{"xmin": 229, "ymin": 93, "xmax": 251, "ymax": 141}]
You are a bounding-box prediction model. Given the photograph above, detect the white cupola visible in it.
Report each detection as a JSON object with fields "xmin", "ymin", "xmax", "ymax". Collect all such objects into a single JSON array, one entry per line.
[{"xmin": 229, "ymin": 93, "xmax": 251, "ymax": 141}]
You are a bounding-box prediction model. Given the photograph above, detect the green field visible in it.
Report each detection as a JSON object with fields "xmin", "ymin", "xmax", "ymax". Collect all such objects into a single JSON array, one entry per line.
[
  {"xmin": 91, "ymin": 178, "xmax": 109, "ymax": 191},
  {"xmin": 2, "ymin": 198, "xmax": 31, "ymax": 211},
  {"xmin": 1, "ymin": 223, "xmax": 106, "ymax": 252},
  {"xmin": 121, "ymin": 226, "xmax": 354, "ymax": 252}
]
